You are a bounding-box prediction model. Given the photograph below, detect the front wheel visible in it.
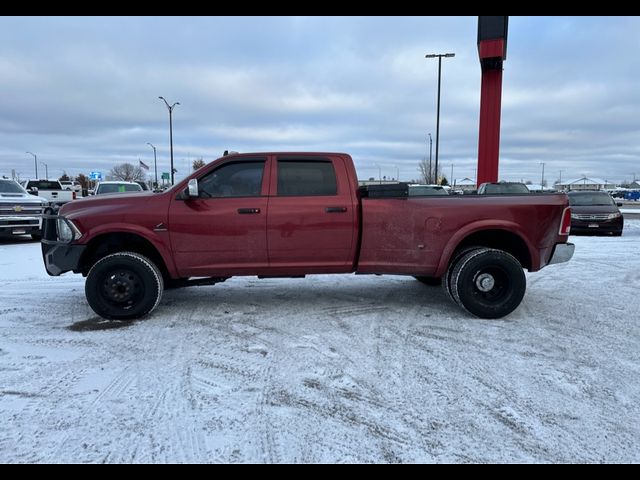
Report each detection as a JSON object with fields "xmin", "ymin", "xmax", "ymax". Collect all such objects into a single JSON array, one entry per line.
[
  {"xmin": 85, "ymin": 252, "xmax": 164, "ymax": 320},
  {"xmin": 450, "ymin": 249, "xmax": 525, "ymax": 319}
]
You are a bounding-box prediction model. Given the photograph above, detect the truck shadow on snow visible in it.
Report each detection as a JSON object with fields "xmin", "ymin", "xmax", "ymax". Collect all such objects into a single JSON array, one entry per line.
[
  {"xmin": 157, "ymin": 276, "xmax": 472, "ymax": 322},
  {"xmin": 68, "ymin": 317, "xmax": 135, "ymax": 331}
]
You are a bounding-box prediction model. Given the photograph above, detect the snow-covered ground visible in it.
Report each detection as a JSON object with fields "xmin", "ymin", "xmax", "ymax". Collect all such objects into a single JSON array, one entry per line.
[{"xmin": 1, "ymin": 222, "xmax": 639, "ymax": 463}]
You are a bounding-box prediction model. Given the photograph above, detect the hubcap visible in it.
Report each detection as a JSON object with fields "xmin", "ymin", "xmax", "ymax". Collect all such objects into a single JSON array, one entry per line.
[
  {"xmin": 475, "ymin": 273, "xmax": 495, "ymax": 292},
  {"xmin": 102, "ymin": 270, "xmax": 141, "ymax": 306}
]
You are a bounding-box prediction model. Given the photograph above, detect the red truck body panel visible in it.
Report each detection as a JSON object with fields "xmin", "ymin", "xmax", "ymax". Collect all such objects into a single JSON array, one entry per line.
[
  {"xmin": 358, "ymin": 194, "xmax": 567, "ymax": 277},
  {"xmin": 59, "ymin": 152, "xmax": 569, "ymax": 280}
]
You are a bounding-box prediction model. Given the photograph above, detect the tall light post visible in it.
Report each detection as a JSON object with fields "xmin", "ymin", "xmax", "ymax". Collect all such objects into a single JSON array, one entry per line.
[
  {"xmin": 158, "ymin": 96, "xmax": 180, "ymax": 185},
  {"xmin": 147, "ymin": 142, "xmax": 158, "ymax": 188},
  {"xmin": 425, "ymin": 53, "xmax": 455, "ymax": 185},
  {"xmin": 540, "ymin": 162, "xmax": 545, "ymax": 190},
  {"xmin": 559, "ymin": 169, "xmax": 564, "ymax": 190},
  {"xmin": 395, "ymin": 165, "xmax": 400, "ymax": 182},
  {"xmin": 450, "ymin": 164, "xmax": 454, "ymax": 186},
  {"xmin": 26, "ymin": 151, "xmax": 37, "ymax": 179},
  {"xmin": 427, "ymin": 133, "xmax": 433, "ymax": 183},
  {"xmin": 377, "ymin": 165, "xmax": 382, "ymax": 184},
  {"xmin": 40, "ymin": 161, "xmax": 48, "ymax": 180}
]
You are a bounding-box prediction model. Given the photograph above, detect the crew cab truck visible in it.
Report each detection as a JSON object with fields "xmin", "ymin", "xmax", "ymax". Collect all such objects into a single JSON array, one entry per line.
[
  {"xmin": 42, "ymin": 152, "xmax": 574, "ymax": 320},
  {"xmin": 0, "ymin": 179, "xmax": 48, "ymax": 239}
]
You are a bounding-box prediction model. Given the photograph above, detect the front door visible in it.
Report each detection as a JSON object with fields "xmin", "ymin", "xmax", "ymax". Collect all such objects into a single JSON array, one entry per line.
[{"xmin": 169, "ymin": 158, "xmax": 269, "ymax": 277}]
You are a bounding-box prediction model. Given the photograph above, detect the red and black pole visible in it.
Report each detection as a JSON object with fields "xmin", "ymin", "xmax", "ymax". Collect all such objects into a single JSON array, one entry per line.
[{"xmin": 476, "ymin": 16, "xmax": 508, "ymax": 187}]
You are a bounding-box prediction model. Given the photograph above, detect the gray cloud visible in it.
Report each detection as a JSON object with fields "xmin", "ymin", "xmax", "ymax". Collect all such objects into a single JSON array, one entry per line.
[{"xmin": 0, "ymin": 16, "xmax": 638, "ymax": 184}]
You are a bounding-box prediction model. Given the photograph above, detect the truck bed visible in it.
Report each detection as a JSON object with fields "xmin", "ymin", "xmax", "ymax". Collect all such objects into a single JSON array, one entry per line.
[{"xmin": 358, "ymin": 194, "xmax": 569, "ymax": 276}]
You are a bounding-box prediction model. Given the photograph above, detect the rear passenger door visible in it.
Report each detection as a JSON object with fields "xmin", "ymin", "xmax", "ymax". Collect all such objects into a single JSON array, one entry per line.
[{"xmin": 266, "ymin": 156, "xmax": 356, "ymax": 272}]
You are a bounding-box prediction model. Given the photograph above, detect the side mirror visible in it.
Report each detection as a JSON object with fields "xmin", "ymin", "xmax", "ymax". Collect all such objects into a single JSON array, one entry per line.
[
  {"xmin": 617, "ymin": 202, "xmax": 623, "ymax": 207},
  {"xmin": 187, "ymin": 179, "xmax": 199, "ymax": 198},
  {"xmin": 27, "ymin": 187, "xmax": 38, "ymax": 195}
]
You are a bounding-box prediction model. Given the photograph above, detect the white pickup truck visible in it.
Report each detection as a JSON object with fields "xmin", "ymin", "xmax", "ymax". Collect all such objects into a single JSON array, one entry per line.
[
  {"xmin": 21, "ymin": 179, "xmax": 76, "ymax": 207},
  {"xmin": 0, "ymin": 179, "xmax": 48, "ymax": 239}
]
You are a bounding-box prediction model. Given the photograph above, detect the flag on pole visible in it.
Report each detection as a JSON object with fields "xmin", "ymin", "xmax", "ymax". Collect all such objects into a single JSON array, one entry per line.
[{"xmin": 139, "ymin": 160, "xmax": 149, "ymax": 170}]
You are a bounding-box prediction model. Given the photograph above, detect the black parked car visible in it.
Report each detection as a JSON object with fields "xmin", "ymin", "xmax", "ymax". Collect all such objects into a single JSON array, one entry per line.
[{"xmin": 568, "ymin": 190, "xmax": 623, "ymax": 236}]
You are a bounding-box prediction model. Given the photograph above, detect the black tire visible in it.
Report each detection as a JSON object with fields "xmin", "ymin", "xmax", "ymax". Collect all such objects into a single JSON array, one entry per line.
[
  {"xmin": 85, "ymin": 252, "xmax": 164, "ymax": 320},
  {"xmin": 612, "ymin": 231, "xmax": 623, "ymax": 237},
  {"xmin": 414, "ymin": 276, "xmax": 441, "ymax": 286},
  {"xmin": 450, "ymin": 249, "xmax": 525, "ymax": 319},
  {"xmin": 442, "ymin": 246, "xmax": 484, "ymax": 303}
]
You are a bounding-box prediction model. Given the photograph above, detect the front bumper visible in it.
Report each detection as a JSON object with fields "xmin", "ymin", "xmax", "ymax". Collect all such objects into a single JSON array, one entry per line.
[
  {"xmin": 41, "ymin": 214, "xmax": 86, "ymax": 276},
  {"xmin": 549, "ymin": 243, "xmax": 575, "ymax": 265}
]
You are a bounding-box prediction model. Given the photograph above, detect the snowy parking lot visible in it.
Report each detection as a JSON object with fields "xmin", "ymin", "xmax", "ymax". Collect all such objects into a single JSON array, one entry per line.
[{"xmin": 1, "ymin": 221, "xmax": 639, "ymax": 463}]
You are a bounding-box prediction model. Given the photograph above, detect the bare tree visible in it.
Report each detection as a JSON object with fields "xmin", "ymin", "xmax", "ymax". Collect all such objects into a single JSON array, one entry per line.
[
  {"xmin": 192, "ymin": 158, "xmax": 206, "ymax": 171},
  {"xmin": 110, "ymin": 163, "xmax": 146, "ymax": 181},
  {"xmin": 418, "ymin": 157, "xmax": 435, "ymax": 184},
  {"xmin": 59, "ymin": 171, "xmax": 70, "ymax": 181},
  {"xmin": 75, "ymin": 173, "xmax": 89, "ymax": 189}
]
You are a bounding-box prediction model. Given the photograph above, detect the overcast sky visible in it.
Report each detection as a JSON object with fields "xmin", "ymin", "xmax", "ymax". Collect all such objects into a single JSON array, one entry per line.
[{"xmin": 1, "ymin": 16, "xmax": 638, "ymax": 185}]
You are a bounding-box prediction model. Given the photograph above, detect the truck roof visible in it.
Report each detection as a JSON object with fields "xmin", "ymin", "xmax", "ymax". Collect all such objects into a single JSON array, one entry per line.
[{"xmin": 218, "ymin": 152, "xmax": 351, "ymax": 160}]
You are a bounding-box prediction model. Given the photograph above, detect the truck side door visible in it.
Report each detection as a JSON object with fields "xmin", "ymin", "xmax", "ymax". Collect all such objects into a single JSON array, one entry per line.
[
  {"xmin": 169, "ymin": 158, "xmax": 270, "ymax": 277},
  {"xmin": 266, "ymin": 155, "xmax": 356, "ymax": 273}
]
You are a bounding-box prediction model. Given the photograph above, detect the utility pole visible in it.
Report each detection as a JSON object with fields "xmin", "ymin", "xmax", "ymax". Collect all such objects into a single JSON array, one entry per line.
[
  {"xmin": 540, "ymin": 162, "xmax": 545, "ymax": 189},
  {"xmin": 158, "ymin": 96, "xmax": 180, "ymax": 185},
  {"xmin": 428, "ymin": 133, "xmax": 433, "ymax": 183},
  {"xmin": 26, "ymin": 151, "xmax": 37, "ymax": 179},
  {"xmin": 425, "ymin": 53, "xmax": 455, "ymax": 185},
  {"xmin": 147, "ymin": 142, "xmax": 158, "ymax": 188}
]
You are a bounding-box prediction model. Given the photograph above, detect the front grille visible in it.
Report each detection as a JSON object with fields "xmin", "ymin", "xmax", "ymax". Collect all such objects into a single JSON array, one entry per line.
[
  {"xmin": 573, "ymin": 214, "xmax": 611, "ymax": 221},
  {"xmin": 0, "ymin": 219, "xmax": 39, "ymax": 226},
  {"xmin": 0, "ymin": 204, "xmax": 43, "ymax": 216}
]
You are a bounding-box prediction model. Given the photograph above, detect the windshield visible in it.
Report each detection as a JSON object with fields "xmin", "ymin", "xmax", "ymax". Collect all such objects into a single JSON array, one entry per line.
[
  {"xmin": 409, "ymin": 186, "xmax": 449, "ymax": 196},
  {"xmin": 96, "ymin": 183, "xmax": 143, "ymax": 194},
  {"xmin": 568, "ymin": 192, "xmax": 615, "ymax": 206},
  {"xmin": 482, "ymin": 183, "xmax": 529, "ymax": 194},
  {"xmin": 26, "ymin": 180, "xmax": 61, "ymax": 190},
  {"xmin": 0, "ymin": 180, "xmax": 27, "ymax": 194}
]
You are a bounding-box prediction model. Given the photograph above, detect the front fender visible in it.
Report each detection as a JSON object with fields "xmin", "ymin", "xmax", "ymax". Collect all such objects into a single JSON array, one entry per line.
[{"xmin": 79, "ymin": 223, "xmax": 178, "ymax": 278}]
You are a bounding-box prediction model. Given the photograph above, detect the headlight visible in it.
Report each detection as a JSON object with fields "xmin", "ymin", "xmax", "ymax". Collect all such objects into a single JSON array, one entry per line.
[
  {"xmin": 57, "ymin": 218, "xmax": 82, "ymax": 242},
  {"xmin": 571, "ymin": 214, "xmax": 578, "ymax": 219},
  {"xmin": 607, "ymin": 212, "xmax": 621, "ymax": 219}
]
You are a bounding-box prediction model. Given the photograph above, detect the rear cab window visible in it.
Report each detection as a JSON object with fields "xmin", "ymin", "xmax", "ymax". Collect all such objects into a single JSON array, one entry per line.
[{"xmin": 277, "ymin": 160, "xmax": 337, "ymax": 196}]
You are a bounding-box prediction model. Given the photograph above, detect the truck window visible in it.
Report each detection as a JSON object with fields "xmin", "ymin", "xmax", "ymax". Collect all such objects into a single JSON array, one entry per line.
[
  {"xmin": 199, "ymin": 161, "xmax": 265, "ymax": 198},
  {"xmin": 277, "ymin": 160, "xmax": 337, "ymax": 196},
  {"xmin": 26, "ymin": 180, "xmax": 61, "ymax": 190}
]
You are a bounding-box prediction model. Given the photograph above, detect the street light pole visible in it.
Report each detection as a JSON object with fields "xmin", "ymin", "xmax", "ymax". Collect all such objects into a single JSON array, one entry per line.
[
  {"xmin": 377, "ymin": 165, "xmax": 382, "ymax": 184},
  {"xmin": 425, "ymin": 53, "xmax": 455, "ymax": 185},
  {"xmin": 26, "ymin": 151, "xmax": 37, "ymax": 179},
  {"xmin": 559, "ymin": 169, "xmax": 564, "ymax": 190},
  {"xmin": 540, "ymin": 162, "xmax": 545, "ymax": 190},
  {"xmin": 40, "ymin": 162, "xmax": 48, "ymax": 180},
  {"xmin": 158, "ymin": 96, "xmax": 180, "ymax": 185},
  {"xmin": 147, "ymin": 142, "xmax": 158, "ymax": 188},
  {"xmin": 428, "ymin": 133, "xmax": 433, "ymax": 183}
]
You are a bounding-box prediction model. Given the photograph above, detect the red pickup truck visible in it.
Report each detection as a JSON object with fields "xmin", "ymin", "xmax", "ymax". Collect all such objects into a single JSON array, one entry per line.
[{"xmin": 42, "ymin": 152, "xmax": 574, "ymax": 320}]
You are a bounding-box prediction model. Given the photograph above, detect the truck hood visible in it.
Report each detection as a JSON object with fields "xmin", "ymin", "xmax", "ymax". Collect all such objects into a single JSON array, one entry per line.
[
  {"xmin": 571, "ymin": 204, "xmax": 620, "ymax": 214},
  {"xmin": 0, "ymin": 192, "xmax": 48, "ymax": 204},
  {"xmin": 59, "ymin": 192, "xmax": 162, "ymax": 218},
  {"xmin": 59, "ymin": 191, "xmax": 158, "ymax": 217}
]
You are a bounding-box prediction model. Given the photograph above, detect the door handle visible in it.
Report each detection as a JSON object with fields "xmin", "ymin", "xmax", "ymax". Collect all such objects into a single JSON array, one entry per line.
[
  {"xmin": 237, "ymin": 208, "xmax": 261, "ymax": 214},
  {"xmin": 325, "ymin": 207, "xmax": 347, "ymax": 213}
]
